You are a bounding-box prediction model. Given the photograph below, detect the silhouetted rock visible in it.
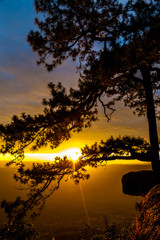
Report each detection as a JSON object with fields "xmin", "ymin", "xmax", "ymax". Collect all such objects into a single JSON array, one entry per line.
[
  {"xmin": 133, "ymin": 184, "xmax": 160, "ymax": 240},
  {"xmin": 122, "ymin": 170, "xmax": 156, "ymax": 196}
]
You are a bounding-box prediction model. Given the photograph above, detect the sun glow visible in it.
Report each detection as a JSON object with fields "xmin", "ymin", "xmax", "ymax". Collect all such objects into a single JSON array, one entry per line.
[
  {"xmin": 23, "ymin": 147, "xmax": 82, "ymax": 162},
  {"xmin": 58, "ymin": 147, "xmax": 81, "ymax": 161}
]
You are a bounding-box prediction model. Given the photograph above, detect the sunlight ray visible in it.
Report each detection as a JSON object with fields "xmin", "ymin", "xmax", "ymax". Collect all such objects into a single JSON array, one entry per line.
[{"xmin": 79, "ymin": 182, "xmax": 90, "ymax": 226}]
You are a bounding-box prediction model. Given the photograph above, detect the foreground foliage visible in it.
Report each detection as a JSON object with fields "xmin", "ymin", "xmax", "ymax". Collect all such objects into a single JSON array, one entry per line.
[
  {"xmin": 0, "ymin": 220, "xmax": 38, "ymax": 240},
  {"xmin": 78, "ymin": 217, "xmax": 133, "ymax": 240}
]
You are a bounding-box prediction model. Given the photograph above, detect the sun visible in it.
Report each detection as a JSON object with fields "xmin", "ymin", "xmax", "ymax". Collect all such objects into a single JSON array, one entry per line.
[{"xmin": 58, "ymin": 147, "xmax": 81, "ymax": 161}]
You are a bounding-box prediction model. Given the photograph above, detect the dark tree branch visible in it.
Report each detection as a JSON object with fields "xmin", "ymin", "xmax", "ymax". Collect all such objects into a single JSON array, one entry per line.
[{"xmin": 98, "ymin": 96, "xmax": 116, "ymax": 121}]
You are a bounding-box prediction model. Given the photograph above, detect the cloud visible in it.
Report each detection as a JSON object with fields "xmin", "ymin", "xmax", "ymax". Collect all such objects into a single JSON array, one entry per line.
[
  {"xmin": 0, "ymin": 72, "xmax": 15, "ymax": 80},
  {"xmin": 0, "ymin": 45, "xmax": 79, "ymax": 123}
]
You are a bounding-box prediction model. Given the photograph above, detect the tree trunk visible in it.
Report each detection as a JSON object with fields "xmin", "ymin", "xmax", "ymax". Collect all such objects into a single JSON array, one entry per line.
[{"xmin": 141, "ymin": 67, "xmax": 160, "ymax": 182}]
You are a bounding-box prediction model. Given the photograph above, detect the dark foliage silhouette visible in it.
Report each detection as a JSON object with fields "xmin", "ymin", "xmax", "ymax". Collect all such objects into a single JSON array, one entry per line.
[
  {"xmin": 1, "ymin": 157, "xmax": 89, "ymax": 221},
  {"xmin": 27, "ymin": 0, "xmax": 160, "ymax": 179},
  {"xmin": 0, "ymin": 0, "xmax": 160, "ymax": 180}
]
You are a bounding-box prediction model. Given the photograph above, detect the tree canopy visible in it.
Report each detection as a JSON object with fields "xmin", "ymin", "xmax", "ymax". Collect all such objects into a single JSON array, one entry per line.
[{"xmin": 0, "ymin": 0, "xmax": 160, "ymax": 178}]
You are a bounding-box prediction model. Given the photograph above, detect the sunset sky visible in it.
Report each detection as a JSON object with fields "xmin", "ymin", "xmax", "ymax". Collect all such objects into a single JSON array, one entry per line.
[{"xmin": 0, "ymin": 0, "xmax": 159, "ymax": 155}]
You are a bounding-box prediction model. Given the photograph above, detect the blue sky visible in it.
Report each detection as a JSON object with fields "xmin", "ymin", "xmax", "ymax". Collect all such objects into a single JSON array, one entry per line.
[
  {"xmin": 0, "ymin": 0, "xmax": 155, "ymax": 152},
  {"xmin": 0, "ymin": 0, "xmax": 79, "ymax": 124}
]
